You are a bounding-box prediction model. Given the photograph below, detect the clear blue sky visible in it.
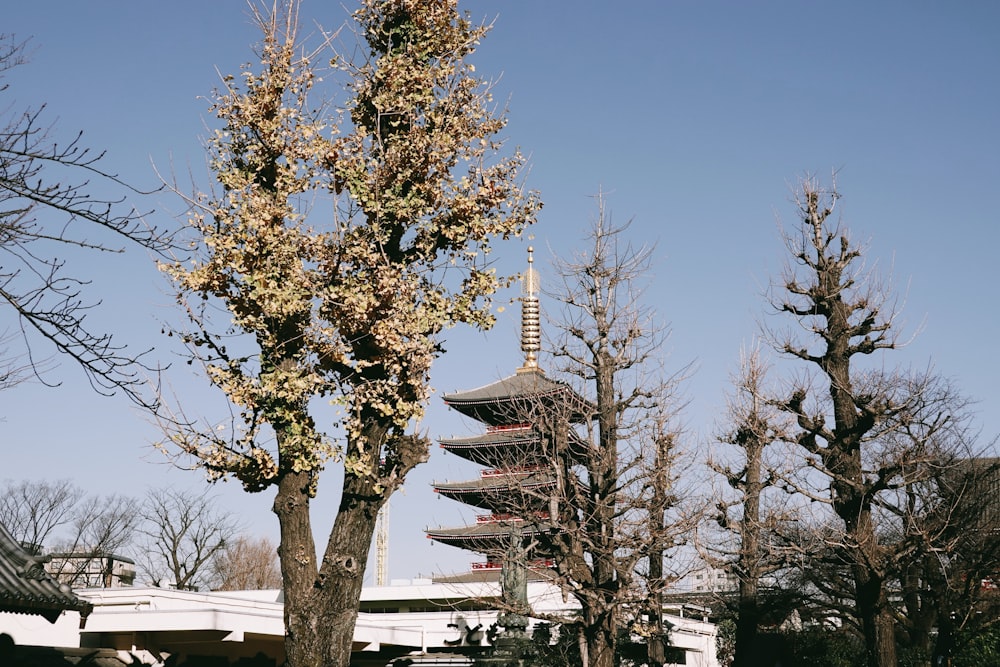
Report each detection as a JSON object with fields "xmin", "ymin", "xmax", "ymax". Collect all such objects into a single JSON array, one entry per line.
[{"xmin": 3, "ymin": 1, "xmax": 998, "ymax": 581}]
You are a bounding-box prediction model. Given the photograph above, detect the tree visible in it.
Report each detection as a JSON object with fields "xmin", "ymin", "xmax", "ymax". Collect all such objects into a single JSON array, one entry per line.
[
  {"xmin": 769, "ymin": 176, "xmax": 902, "ymax": 666},
  {"xmin": 766, "ymin": 176, "xmax": 990, "ymax": 667},
  {"xmin": 891, "ymin": 450, "xmax": 1000, "ymax": 665},
  {"xmin": 0, "ymin": 479, "xmax": 138, "ymax": 587},
  {"xmin": 135, "ymin": 488, "xmax": 241, "ymax": 591},
  {"xmin": 0, "ymin": 34, "xmax": 168, "ymax": 405},
  {"xmin": 0, "ymin": 478, "xmax": 83, "ymax": 552},
  {"xmin": 707, "ymin": 346, "xmax": 792, "ymax": 667},
  {"xmin": 494, "ymin": 199, "xmax": 690, "ymax": 667},
  {"xmin": 156, "ymin": 2, "xmax": 537, "ymax": 665},
  {"xmin": 212, "ymin": 535, "xmax": 282, "ymax": 591},
  {"xmin": 48, "ymin": 493, "xmax": 138, "ymax": 587}
]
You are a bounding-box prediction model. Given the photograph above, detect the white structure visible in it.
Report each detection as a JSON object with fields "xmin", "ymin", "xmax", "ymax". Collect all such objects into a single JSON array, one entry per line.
[
  {"xmin": 1, "ymin": 580, "xmax": 720, "ymax": 666},
  {"xmin": 44, "ymin": 551, "xmax": 136, "ymax": 588},
  {"xmin": 677, "ymin": 566, "xmax": 739, "ymax": 594}
]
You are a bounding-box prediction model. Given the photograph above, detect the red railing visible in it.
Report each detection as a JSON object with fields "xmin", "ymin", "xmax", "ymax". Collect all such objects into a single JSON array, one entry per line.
[
  {"xmin": 486, "ymin": 423, "xmax": 531, "ymax": 433},
  {"xmin": 475, "ymin": 511, "xmax": 551, "ymax": 524},
  {"xmin": 470, "ymin": 559, "xmax": 554, "ymax": 571}
]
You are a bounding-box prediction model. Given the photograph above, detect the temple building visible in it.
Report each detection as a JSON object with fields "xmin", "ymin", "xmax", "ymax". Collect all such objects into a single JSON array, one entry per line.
[
  {"xmin": 426, "ymin": 249, "xmax": 591, "ymax": 579},
  {"xmin": 0, "ymin": 522, "xmax": 93, "ymax": 624}
]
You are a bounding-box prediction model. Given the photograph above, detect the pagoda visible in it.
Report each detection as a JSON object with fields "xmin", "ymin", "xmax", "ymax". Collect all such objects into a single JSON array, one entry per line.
[{"xmin": 427, "ymin": 249, "xmax": 591, "ymax": 577}]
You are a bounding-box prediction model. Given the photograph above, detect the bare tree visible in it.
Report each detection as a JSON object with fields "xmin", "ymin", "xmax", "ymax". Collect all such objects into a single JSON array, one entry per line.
[
  {"xmin": 45, "ymin": 494, "xmax": 138, "ymax": 588},
  {"xmin": 0, "ymin": 479, "xmax": 138, "ymax": 586},
  {"xmin": 707, "ymin": 345, "xmax": 792, "ymax": 667},
  {"xmin": 920, "ymin": 457, "xmax": 1000, "ymax": 664},
  {"xmin": 506, "ymin": 197, "xmax": 691, "ymax": 667},
  {"xmin": 877, "ymin": 409, "xmax": 1000, "ymax": 666},
  {"xmin": 135, "ymin": 488, "xmax": 241, "ymax": 591},
  {"xmin": 0, "ymin": 478, "xmax": 83, "ymax": 552},
  {"xmin": 0, "ymin": 34, "xmax": 169, "ymax": 405},
  {"xmin": 766, "ymin": 175, "xmax": 991, "ymax": 667},
  {"xmin": 213, "ymin": 535, "xmax": 282, "ymax": 591},
  {"xmin": 768, "ymin": 176, "xmax": 902, "ymax": 666},
  {"xmin": 156, "ymin": 2, "xmax": 537, "ymax": 665}
]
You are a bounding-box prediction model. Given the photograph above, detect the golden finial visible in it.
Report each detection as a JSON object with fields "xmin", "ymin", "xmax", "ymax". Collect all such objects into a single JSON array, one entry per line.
[{"xmin": 520, "ymin": 246, "xmax": 540, "ymax": 370}]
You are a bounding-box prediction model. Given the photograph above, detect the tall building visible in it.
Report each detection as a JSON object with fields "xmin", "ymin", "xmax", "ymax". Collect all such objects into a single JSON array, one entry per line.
[{"xmin": 426, "ymin": 249, "xmax": 590, "ymax": 579}]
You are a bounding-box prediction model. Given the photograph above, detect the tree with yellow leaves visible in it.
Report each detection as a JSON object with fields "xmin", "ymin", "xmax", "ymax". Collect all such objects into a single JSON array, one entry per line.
[{"xmin": 158, "ymin": 2, "xmax": 538, "ymax": 665}]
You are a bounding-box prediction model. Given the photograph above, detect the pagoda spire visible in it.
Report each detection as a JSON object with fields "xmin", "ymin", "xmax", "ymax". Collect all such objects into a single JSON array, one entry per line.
[{"xmin": 519, "ymin": 247, "xmax": 541, "ymax": 372}]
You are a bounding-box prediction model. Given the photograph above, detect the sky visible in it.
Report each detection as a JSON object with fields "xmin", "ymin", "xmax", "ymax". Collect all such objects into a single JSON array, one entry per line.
[{"xmin": 3, "ymin": 1, "xmax": 998, "ymax": 582}]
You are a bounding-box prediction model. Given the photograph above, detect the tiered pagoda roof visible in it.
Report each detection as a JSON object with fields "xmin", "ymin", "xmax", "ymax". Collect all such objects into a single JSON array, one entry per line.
[
  {"xmin": 433, "ymin": 468, "xmax": 557, "ymax": 511},
  {"xmin": 440, "ymin": 419, "xmax": 590, "ymax": 469},
  {"xmin": 442, "ymin": 368, "xmax": 592, "ymax": 426},
  {"xmin": 425, "ymin": 519, "xmax": 547, "ymax": 553},
  {"xmin": 427, "ymin": 248, "xmax": 592, "ymax": 572},
  {"xmin": 439, "ymin": 425, "xmax": 540, "ymax": 466}
]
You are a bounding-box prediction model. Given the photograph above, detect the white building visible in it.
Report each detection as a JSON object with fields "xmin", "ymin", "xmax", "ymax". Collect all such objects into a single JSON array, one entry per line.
[
  {"xmin": 1, "ymin": 580, "xmax": 720, "ymax": 666},
  {"xmin": 677, "ymin": 566, "xmax": 739, "ymax": 594},
  {"xmin": 44, "ymin": 551, "xmax": 136, "ymax": 588}
]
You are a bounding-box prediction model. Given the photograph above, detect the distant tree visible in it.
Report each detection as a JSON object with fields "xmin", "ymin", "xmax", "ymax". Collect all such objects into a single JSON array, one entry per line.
[
  {"xmin": 0, "ymin": 478, "xmax": 83, "ymax": 552},
  {"xmin": 45, "ymin": 495, "xmax": 138, "ymax": 588},
  {"xmin": 156, "ymin": 2, "xmax": 537, "ymax": 665},
  {"xmin": 0, "ymin": 34, "xmax": 169, "ymax": 404},
  {"xmin": 0, "ymin": 479, "xmax": 137, "ymax": 586},
  {"xmin": 213, "ymin": 535, "xmax": 282, "ymax": 591},
  {"xmin": 135, "ymin": 488, "xmax": 241, "ymax": 591}
]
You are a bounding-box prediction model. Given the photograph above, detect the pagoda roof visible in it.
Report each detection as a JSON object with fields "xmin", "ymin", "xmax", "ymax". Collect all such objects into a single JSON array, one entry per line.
[
  {"xmin": 442, "ymin": 368, "xmax": 593, "ymax": 426},
  {"xmin": 439, "ymin": 427, "xmax": 546, "ymax": 467},
  {"xmin": 440, "ymin": 426, "xmax": 589, "ymax": 467},
  {"xmin": 425, "ymin": 520, "xmax": 545, "ymax": 553},
  {"xmin": 0, "ymin": 521, "xmax": 93, "ymax": 622},
  {"xmin": 439, "ymin": 426, "xmax": 539, "ymax": 448},
  {"xmin": 432, "ymin": 471, "xmax": 556, "ymax": 511}
]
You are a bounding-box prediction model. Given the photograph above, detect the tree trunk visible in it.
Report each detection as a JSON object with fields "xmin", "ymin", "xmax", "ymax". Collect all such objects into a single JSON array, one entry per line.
[
  {"xmin": 854, "ymin": 558, "xmax": 897, "ymax": 667},
  {"xmin": 273, "ymin": 470, "xmax": 323, "ymax": 667},
  {"xmin": 646, "ymin": 540, "xmax": 665, "ymax": 667},
  {"xmin": 735, "ymin": 422, "xmax": 763, "ymax": 667},
  {"xmin": 585, "ymin": 609, "xmax": 616, "ymax": 667},
  {"xmin": 274, "ymin": 465, "xmax": 384, "ymax": 667},
  {"xmin": 826, "ymin": 310, "xmax": 896, "ymax": 667},
  {"xmin": 734, "ymin": 580, "xmax": 761, "ymax": 667},
  {"xmin": 316, "ymin": 469, "xmax": 383, "ymax": 667},
  {"xmin": 902, "ymin": 558, "xmax": 935, "ymax": 667}
]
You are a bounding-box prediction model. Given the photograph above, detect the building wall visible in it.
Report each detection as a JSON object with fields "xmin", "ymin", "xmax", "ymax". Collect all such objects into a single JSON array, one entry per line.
[{"xmin": 0, "ymin": 609, "xmax": 83, "ymax": 648}]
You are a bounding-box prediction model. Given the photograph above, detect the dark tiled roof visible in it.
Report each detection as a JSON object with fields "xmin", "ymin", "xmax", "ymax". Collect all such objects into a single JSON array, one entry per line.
[
  {"xmin": 425, "ymin": 520, "xmax": 545, "ymax": 552},
  {"xmin": 432, "ymin": 472, "xmax": 556, "ymax": 511},
  {"xmin": 440, "ymin": 427, "xmax": 540, "ymax": 447},
  {"xmin": 425, "ymin": 520, "xmax": 563, "ymax": 562},
  {"xmin": 439, "ymin": 428, "xmax": 545, "ymax": 466},
  {"xmin": 439, "ymin": 428, "xmax": 588, "ymax": 466},
  {"xmin": 442, "ymin": 369, "xmax": 593, "ymax": 425},
  {"xmin": 0, "ymin": 522, "xmax": 93, "ymax": 622}
]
